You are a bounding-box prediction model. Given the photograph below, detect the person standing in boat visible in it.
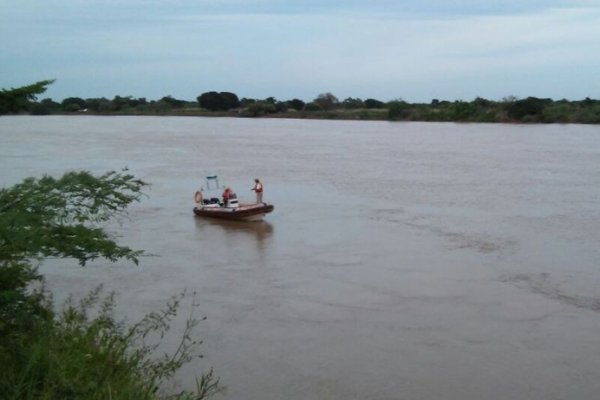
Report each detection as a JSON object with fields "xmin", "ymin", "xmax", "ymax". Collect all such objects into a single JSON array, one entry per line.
[
  {"xmin": 251, "ymin": 178, "xmax": 263, "ymax": 203},
  {"xmin": 222, "ymin": 187, "xmax": 231, "ymax": 207}
]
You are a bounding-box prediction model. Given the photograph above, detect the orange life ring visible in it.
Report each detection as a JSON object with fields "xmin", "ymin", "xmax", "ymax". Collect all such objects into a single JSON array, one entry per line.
[{"xmin": 194, "ymin": 191, "xmax": 203, "ymax": 204}]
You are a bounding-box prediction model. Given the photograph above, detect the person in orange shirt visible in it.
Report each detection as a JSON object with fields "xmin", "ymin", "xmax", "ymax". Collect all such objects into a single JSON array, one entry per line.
[
  {"xmin": 251, "ymin": 178, "xmax": 263, "ymax": 203},
  {"xmin": 222, "ymin": 187, "xmax": 231, "ymax": 207}
]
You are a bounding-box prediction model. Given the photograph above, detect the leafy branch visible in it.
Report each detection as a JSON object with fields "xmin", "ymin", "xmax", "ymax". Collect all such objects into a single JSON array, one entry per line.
[{"xmin": 0, "ymin": 169, "xmax": 147, "ymax": 265}]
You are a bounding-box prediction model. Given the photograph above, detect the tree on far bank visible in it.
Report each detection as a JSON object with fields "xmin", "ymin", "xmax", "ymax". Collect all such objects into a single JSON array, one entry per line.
[
  {"xmin": 287, "ymin": 98, "xmax": 305, "ymax": 111},
  {"xmin": 313, "ymin": 92, "xmax": 339, "ymax": 110},
  {"xmin": 507, "ymin": 96, "xmax": 551, "ymax": 121},
  {"xmin": 197, "ymin": 91, "xmax": 240, "ymax": 111},
  {"xmin": 342, "ymin": 97, "xmax": 364, "ymax": 109},
  {"xmin": 30, "ymin": 98, "xmax": 61, "ymax": 115},
  {"xmin": 160, "ymin": 95, "xmax": 186, "ymax": 108},
  {"xmin": 364, "ymin": 98, "xmax": 385, "ymax": 109},
  {"xmin": 61, "ymin": 96, "xmax": 87, "ymax": 112},
  {"xmin": 387, "ymin": 100, "xmax": 409, "ymax": 120}
]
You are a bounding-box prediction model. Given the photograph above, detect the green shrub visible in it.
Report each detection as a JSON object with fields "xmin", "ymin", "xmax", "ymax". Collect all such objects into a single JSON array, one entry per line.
[
  {"xmin": 1, "ymin": 170, "xmax": 219, "ymax": 400},
  {"xmin": 2, "ymin": 286, "xmax": 218, "ymax": 400}
]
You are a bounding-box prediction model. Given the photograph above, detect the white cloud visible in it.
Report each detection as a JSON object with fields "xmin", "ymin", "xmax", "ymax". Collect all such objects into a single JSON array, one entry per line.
[{"xmin": 2, "ymin": 2, "xmax": 599, "ymax": 101}]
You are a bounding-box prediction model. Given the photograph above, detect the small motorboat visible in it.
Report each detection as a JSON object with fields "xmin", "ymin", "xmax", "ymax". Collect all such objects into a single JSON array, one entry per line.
[
  {"xmin": 193, "ymin": 175, "xmax": 274, "ymax": 222},
  {"xmin": 193, "ymin": 202, "xmax": 274, "ymax": 221}
]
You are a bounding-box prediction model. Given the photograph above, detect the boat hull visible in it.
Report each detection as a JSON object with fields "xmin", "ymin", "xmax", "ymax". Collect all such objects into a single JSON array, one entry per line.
[{"xmin": 193, "ymin": 203, "xmax": 274, "ymax": 221}]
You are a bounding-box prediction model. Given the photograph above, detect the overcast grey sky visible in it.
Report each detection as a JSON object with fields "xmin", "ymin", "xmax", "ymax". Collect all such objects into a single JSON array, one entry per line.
[{"xmin": 2, "ymin": 0, "xmax": 599, "ymax": 102}]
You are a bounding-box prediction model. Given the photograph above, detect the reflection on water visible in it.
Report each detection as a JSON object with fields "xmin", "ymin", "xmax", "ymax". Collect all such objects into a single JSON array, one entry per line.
[
  {"xmin": 193, "ymin": 216, "xmax": 274, "ymax": 254},
  {"xmin": 194, "ymin": 216, "xmax": 273, "ymax": 238}
]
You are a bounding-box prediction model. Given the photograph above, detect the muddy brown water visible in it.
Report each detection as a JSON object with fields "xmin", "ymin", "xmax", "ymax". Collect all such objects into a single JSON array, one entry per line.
[{"xmin": 2, "ymin": 116, "xmax": 600, "ymax": 399}]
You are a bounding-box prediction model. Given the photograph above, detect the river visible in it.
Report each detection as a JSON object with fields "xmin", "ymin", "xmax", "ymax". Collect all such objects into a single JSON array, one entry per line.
[{"xmin": 1, "ymin": 116, "xmax": 600, "ymax": 400}]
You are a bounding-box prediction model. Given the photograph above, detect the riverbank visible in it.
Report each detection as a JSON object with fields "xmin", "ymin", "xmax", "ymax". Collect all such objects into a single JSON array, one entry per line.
[
  {"xmin": 42, "ymin": 99, "xmax": 600, "ymax": 124},
  {"xmin": 5, "ymin": 80, "xmax": 599, "ymax": 123}
]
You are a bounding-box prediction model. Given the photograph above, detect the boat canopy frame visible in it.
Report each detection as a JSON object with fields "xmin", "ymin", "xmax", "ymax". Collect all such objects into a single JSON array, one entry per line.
[{"xmin": 205, "ymin": 175, "xmax": 220, "ymax": 190}]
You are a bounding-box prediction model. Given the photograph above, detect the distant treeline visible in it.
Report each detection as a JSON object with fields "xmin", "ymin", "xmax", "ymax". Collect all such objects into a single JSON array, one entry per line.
[{"xmin": 2, "ymin": 81, "xmax": 600, "ymax": 123}]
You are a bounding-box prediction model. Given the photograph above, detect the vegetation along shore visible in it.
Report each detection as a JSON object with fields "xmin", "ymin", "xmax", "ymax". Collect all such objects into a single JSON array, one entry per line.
[{"xmin": 1, "ymin": 80, "xmax": 599, "ymax": 123}]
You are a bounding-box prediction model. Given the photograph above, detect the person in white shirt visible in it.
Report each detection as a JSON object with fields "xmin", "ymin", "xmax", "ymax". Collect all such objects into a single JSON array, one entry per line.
[{"xmin": 251, "ymin": 178, "xmax": 263, "ymax": 203}]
